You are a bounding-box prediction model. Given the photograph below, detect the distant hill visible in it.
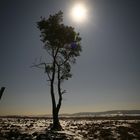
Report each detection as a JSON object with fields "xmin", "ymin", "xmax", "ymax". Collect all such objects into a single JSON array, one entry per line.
[
  {"xmin": 28, "ymin": 110, "xmax": 140, "ymax": 117},
  {"xmin": 1, "ymin": 110, "xmax": 140, "ymax": 118},
  {"xmin": 72, "ymin": 110, "xmax": 140, "ymax": 117}
]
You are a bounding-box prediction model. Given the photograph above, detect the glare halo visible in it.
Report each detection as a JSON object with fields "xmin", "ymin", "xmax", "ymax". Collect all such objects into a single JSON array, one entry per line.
[{"xmin": 71, "ymin": 3, "xmax": 87, "ymax": 23}]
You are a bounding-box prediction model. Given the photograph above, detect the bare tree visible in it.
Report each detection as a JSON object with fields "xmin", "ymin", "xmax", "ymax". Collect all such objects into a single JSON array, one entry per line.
[{"xmin": 33, "ymin": 11, "xmax": 82, "ymax": 130}]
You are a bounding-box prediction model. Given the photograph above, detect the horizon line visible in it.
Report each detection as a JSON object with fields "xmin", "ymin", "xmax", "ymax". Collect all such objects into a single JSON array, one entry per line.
[{"xmin": 1, "ymin": 109, "xmax": 140, "ymax": 116}]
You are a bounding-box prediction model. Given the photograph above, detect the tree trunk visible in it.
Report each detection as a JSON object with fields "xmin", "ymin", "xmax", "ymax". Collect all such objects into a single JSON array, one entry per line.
[
  {"xmin": 51, "ymin": 107, "xmax": 62, "ymax": 130},
  {"xmin": 50, "ymin": 58, "xmax": 62, "ymax": 131},
  {"xmin": 50, "ymin": 82, "xmax": 62, "ymax": 131},
  {"xmin": 50, "ymin": 81, "xmax": 62, "ymax": 130},
  {"xmin": 50, "ymin": 65, "xmax": 63, "ymax": 130}
]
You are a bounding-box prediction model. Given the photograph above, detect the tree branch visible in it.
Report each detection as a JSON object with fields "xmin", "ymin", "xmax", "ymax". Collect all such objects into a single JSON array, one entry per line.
[
  {"xmin": 58, "ymin": 50, "xmax": 72, "ymax": 66},
  {"xmin": 31, "ymin": 62, "xmax": 52, "ymax": 81},
  {"xmin": 56, "ymin": 65, "xmax": 62, "ymax": 112}
]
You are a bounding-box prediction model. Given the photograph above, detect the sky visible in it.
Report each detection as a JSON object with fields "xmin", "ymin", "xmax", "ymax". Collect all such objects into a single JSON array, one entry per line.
[{"xmin": 0, "ymin": 0, "xmax": 140, "ymax": 115}]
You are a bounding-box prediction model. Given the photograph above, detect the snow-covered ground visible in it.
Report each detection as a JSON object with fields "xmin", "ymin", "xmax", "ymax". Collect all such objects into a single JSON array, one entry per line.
[{"xmin": 0, "ymin": 117, "xmax": 140, "ymax": 139}]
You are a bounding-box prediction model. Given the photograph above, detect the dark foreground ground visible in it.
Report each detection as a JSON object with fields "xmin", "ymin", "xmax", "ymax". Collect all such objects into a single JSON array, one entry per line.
[{"xmin": 0, "ymin": 116, "xmax": 140, "ymax": 140}]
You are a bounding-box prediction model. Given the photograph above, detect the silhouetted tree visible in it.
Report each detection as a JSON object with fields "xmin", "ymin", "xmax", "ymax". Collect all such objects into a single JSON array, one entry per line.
[
  {"xmin": 34, "ymin": 11, "xmax": 82, "ymax": 130},
  {"xmin": 0, "ymin": 87, "xmax": 5, "ymax": 100}
]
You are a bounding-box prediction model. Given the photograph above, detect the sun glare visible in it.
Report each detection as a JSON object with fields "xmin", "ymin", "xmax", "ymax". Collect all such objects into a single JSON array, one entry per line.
[{"xmin": 71, "ymin": 3, "xmax": 87, "ymax": 23}]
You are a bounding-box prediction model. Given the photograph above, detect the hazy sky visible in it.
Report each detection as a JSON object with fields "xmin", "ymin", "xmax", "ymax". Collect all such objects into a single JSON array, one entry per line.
[{"xmin": 0, "ymin": 0, "xmax": 140, "ymax": 115}]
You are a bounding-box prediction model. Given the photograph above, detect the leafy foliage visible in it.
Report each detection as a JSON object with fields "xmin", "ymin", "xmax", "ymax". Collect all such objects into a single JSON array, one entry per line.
[{"xmin": 37, "ymin": 11, "xmax": 82, "ymax": 83}]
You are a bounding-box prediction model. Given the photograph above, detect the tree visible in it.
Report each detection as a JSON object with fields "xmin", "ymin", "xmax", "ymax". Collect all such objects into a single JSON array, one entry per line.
[{"xmin": 34, "ymin": 11, "xmax": 82, "ymax": 130}]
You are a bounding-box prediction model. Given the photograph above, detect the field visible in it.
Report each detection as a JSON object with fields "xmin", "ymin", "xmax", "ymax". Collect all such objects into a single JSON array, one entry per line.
[{"xmin": 0, "ymin": 116, "xmax": 140, "ymax": 140}]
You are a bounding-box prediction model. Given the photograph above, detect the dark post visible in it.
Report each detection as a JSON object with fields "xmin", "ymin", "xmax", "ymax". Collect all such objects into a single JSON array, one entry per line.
[{"xmin": 0, "ymin": 87, "xmax": 5, "ymax": 100}]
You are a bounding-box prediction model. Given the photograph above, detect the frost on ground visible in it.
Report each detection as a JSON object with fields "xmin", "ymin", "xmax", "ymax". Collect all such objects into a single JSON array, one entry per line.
[{"xmin": 0, "ymin": 117, "xmax": 140, "ymax": 140}]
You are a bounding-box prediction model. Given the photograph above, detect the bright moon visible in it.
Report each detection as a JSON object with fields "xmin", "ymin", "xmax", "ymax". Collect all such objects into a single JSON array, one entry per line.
[{"xmin": 71, "ymin": 3, "xmax": 87, "ymax": 23}]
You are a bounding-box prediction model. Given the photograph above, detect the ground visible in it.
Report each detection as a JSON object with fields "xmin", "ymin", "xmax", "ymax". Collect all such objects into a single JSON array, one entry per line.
[{"xmin": 0, "ymin": 116, "xmax": 140, "ymax": 140}]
